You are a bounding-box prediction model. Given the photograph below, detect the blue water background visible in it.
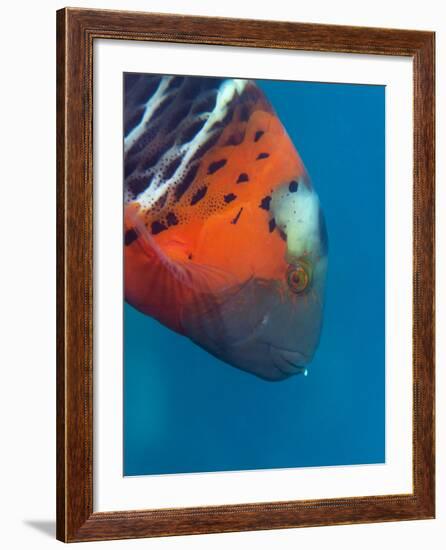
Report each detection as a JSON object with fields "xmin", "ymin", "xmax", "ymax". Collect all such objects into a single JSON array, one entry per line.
[{"xmin": 124, "ymin": 79, "xmax": 385, "ymax": 476}]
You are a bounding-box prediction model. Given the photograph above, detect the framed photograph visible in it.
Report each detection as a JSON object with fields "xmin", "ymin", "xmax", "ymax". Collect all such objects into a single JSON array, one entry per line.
[{"xmin": 56, "ymin": 7, "xmax": 435, "ymax": 542}]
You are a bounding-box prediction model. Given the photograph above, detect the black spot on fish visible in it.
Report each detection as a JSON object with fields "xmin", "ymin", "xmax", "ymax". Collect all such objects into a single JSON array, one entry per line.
[
  {"xmin": 289, "ymin": 180, "xmax": 299, "ymax": 193},
  {"xmin": 256, "ymin": 152, "xmax": 270, "ymax": 160},
  {"xmin": 225, "ymin": 131, "xmax": 245, "ymax": 146},
  {"xmin": 237, "ymin": 173, "xmax": 249, "ymax": 183},
  {"xmin": 163, "ymin": 156, "xmax": 183, "ymax": 180},
  {"xmin": 231, "ymin": 207, "xmax": 243, "ymax": 225},
  {"xmin": 151, "ymin": 221, "xmax": 167, "ymax": 235},
  {"xmin": 208, "ymin": 159, "xmax": 227, "ymax": 174},
  {"xmin": 259, "ymin": 196, "xmax": 271, "ymax": 211},
  {"xmin": 279, "ymin": 229, "xmax": 287, "ymax": 241},
  {"xmin": 254, "ymin": 130, "xmax": 264, "ymax": 142},
  {"xmin": 124, "ymin": 228, "xmax": 138, "ymax": 246},
  {"xmin": 175, "ymin": 163, "xmax": 199, "ymax": 201},
  {"xmin": 224, "ymin": 193, "xmax": 236, "ymax": 203},
  {"xmin": 166, "ymin": 212, "xmax": 179, "ymax": 226},
  {"xmin": 188, "ymin": 253, "xmax": 193, "ymax": 260},
  {"xmin": 152, "ymin": 191, "xmax": 169, "ymax": 211},
  {"xmin": 190, "ymin": 186, "xmax": 208, "ymax": 205},
  {"xmin": 269, "ymin": 218, "xmax": 276, "ymax": 233}
]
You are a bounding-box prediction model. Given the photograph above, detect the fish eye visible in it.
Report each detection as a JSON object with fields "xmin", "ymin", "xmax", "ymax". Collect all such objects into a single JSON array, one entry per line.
[{"xmin": 287, "ymin": 264, "xmax": 310, "ymax": 294}]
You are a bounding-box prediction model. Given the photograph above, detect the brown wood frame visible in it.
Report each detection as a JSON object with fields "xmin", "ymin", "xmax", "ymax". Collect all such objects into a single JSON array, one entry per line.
[{"xmin": 56, "ymin": 7, "xmax": 435, "ymax": 543}]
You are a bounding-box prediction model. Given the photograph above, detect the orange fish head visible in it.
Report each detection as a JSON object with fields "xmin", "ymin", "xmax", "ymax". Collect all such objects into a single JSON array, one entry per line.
[
  {"xmin": 179, "ymin": 177, "xmax": 328, "ymax": 381},
  {"xmin": 123, "ymin": 74, "xmax": 328, "ymax": 380}
]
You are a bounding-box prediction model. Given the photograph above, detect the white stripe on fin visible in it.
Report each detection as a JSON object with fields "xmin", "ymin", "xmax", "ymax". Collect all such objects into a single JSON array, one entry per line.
[{"xmin": 124, "ymin": 76, "xmax": 248, "ymax": 210}]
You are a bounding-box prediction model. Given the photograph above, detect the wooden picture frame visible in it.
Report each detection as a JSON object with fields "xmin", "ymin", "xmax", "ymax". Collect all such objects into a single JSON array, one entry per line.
[{"xmin": 56, "ymin": 7, "xmax": 435, "ymax": 542}]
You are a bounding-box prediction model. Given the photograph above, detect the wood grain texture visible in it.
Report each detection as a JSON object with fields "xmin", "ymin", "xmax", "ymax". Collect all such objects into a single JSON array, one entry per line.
[{"xmin": 56, "ymin": 7, "xmax": 435, "ymax": 543}]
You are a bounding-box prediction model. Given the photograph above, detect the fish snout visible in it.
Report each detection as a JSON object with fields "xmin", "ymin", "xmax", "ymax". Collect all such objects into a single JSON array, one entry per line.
[
  {"xmin": 181, "ymin": 276, "xmax": 324, "ymax": 381},
  {"xmin": 269, "ymin": 346, "xmax": 310, "ymax": 377}
]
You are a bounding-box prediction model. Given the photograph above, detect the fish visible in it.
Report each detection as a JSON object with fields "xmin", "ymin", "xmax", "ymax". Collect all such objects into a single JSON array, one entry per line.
[{"xmin": 124, "ymin": 74, "xmax": 328, "ymax": 381}]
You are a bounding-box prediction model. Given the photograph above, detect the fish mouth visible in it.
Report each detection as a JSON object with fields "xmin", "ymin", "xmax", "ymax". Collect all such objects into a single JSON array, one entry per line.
[{"xmin": 269, "ymin": 346, "xmax": 310, "ymax": 376}]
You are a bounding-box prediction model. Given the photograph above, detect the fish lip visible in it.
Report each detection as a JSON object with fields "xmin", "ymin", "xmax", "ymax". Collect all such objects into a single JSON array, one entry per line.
[{"xmin": 269, "ymin": 346, "xmax": 310, "ymax": 376}]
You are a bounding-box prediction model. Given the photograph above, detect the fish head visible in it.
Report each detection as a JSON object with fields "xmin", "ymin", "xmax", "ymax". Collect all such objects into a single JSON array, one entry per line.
[
  {"xmin": 123, "ymin": 74, "xmax": 328, "ymax": 380},
  {"xmin": 181, "ymin": 174, "xmax": 328, "ymax": 381}
]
